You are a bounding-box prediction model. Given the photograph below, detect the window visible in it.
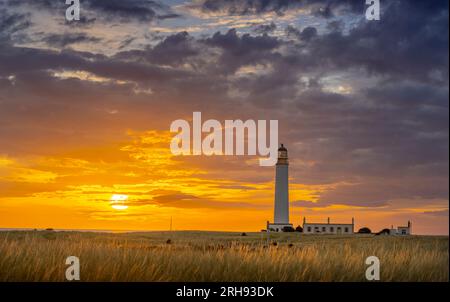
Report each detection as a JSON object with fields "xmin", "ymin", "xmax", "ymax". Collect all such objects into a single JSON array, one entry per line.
[
  {"xmin": 322, "ymin": 227, "xmax": 326, "ymax": 232},
  {"xmin": 330, "ymin": 227, "xmax": 334, "ymax": 232},
  {"xmin": 345, "ymin": 227, "xmax": 349, "ymax": 233},
  {"xmin": 307, "ymin": 227, "xmax": 311, "ymax": 232}
]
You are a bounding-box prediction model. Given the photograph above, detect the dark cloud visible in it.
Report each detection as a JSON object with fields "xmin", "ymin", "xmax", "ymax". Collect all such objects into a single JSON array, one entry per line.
[
  {"xmin": 63, "ymin": 16, "xmax": 97, "ymax": 28},
  {"xmin": 86, "ymin": 0, "xmax": 167, "ymax": 22},
  {"xmin": 152, "ymin": 193, "xmax": 200, "ymax": 204},
  {"xmin": 5, "ymin": 0, "xmax": 180, "ymax": 22},
  {"xmin": 194, "ymin": 0, "xmax": 364, "ymax": 17},
  {"xmin": 318, "ymin": 178, "xmax": 449, "ymax": 207},
  {"xmin": 145, "ymin": 31, "xmax": 198, "ymax": 65},
  {"xmin": 205, "ymin": 28, "xmax": 279, "ymax": 52},
  {"xmin": 305, "ymin": 0, "xmax": 449, "ymax": 83},
  {"xmin": 211, "ymin": 184, "xmax": 257, "ymax": 191},
  {"xmin": 286, "ymin": 25, "xmax": 317, "ymax": 41},
  {"xmin": 0, "ymin": 44, "xmax": 190, "ymax": 84},
  {"xmin": 43, "ymin": 32, "xmax": 102, "ymax": 48},
  {"xmin": 0, "ymin": 0, "xmax": 448, "ymax": 212},
  {"xmin": 118, "ymin": 36, "xmax": 136, "ymax": 50},
  {"xmin": 291, "ymin": 200, "xmax": 327, "ymax": 208},
  {"xmin": 204, "ymin": 29, "xmax": 281, "ymax": 73},
  {"xmin": 0, "ymin": 9, "xmax": 31, "ymax": 42},
  {"xmin": 253, "ymin": 22, "xmax": 276, "ymax": 34},
  {"xmin": 112, "ymin": 31, "xmax": 205, "ymax": 67},
  {"xmin": 129, "ymin": 192, "xmax": 268, "ymax": 209}
]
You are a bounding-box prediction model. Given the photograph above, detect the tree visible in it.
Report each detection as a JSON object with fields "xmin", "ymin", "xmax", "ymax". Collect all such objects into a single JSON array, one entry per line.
[
  {"xmin": 357, "ymin": 227, "xmax": 372, "ymax": 234},
  {"xmin": 295, "ymin": 225, "xmax": 303, "ymax": 232}
]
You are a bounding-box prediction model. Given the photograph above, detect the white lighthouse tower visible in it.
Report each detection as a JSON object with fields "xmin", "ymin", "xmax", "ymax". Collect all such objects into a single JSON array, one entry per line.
[{"xmin": 267, "ymin": 144, "xmax": 293, "ymax": 232}]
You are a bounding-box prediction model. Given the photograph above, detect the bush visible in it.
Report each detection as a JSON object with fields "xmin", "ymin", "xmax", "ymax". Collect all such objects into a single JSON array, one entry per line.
[
  {"xmin": 357, "ymin": 227, "xmax": 372, "ymax": 234},
  {"xmin": 241, "ymin": 232, "xmax": 247, "ymax": 236},
  {"xmin": 282, "ymin": 226, "xmax": 295, "ymax": 232},
  {"xmin": 376, "ymin": 228, "xmax": 390, "ymax": 235},
  {"xmin": 295, "ymin": 225, "xmax": 303, "ymax": 232}
]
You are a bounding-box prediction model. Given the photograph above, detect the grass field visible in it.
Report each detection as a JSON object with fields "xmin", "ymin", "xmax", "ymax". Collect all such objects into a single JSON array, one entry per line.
[{"xmin": 0, "ymin": 230, "xmax": 447, "ymax": 282}]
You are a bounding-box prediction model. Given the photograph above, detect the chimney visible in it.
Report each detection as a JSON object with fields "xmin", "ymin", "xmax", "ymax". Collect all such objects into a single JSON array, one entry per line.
[
  {"xmin": 327, "ymin": 217, "xmax": 330, "ymax": 224},
  {"xmin": 303, "ymin": 217, "xmax": 306, "ymax": 225},
  {"xmin": 352, "ymin": 217, "xmax": 354, "ymax": 225}
]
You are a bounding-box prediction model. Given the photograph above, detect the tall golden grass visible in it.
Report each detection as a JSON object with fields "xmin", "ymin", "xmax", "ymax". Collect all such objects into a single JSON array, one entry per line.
[{"xmin": 0, "ymin": 231, "xmax": 447, "ymax": 281}]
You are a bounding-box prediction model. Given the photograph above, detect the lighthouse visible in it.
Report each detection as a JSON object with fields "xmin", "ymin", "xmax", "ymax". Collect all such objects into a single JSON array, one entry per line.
[{"xmin": 267, "ymin": 144, "xmax": 293, "ymax": 232}]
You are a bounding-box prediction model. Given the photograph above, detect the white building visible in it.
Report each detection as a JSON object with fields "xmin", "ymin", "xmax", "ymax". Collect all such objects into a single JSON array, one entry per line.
[
  {"xmin": 267, "ymin": 144, "xmax": 293, "ymax": 232},
  {"xmin": 303, "ymin": 217, "xmax": 355, "ymax": 235},
  {"xmin": 389, "ymin": 221, "xmax": 412, "ymax": 235}
]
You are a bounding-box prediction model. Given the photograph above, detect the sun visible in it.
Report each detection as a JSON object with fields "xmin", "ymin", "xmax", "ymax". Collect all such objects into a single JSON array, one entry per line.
[{"xmin": 110, "ymin": 194, "xmax": 129, "ymax": 210}]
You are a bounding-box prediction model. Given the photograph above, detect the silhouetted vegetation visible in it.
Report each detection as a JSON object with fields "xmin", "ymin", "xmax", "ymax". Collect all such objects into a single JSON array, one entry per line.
[
  {"xmin": 357, "ymin": 227, "xmax": 372, "ymax": 234},
  {"xmin": 282, "ymin": 226, "xmax": 295, "ymax": 232},
  {"xmin": 376, "ymin": 228, "xmax": 391, "ymax": 235}
]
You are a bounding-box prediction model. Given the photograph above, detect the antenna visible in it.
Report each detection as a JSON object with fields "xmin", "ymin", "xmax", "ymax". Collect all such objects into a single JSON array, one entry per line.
[{"xmin": 170, "ymin": 216, "xmax": 173, "ymax": 232}]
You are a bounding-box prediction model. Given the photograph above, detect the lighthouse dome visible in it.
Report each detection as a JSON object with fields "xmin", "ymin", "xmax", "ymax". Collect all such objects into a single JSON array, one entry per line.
[{"xmin": 277, "ymin": 144, "xmax": 288, "ymax": 164}]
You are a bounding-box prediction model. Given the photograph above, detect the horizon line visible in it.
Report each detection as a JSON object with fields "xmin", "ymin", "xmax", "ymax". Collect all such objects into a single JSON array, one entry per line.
[{"xmin": 0, "ymin": 227, "xmax": 448, "ymax": 236}]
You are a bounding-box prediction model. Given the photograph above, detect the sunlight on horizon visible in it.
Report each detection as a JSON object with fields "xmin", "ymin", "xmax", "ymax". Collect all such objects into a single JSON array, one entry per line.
[{"xmin": 110, "ymin": 194, "xmax": 129, "ymax": 210}]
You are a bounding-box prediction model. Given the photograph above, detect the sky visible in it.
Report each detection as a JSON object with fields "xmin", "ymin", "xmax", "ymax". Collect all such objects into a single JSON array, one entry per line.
[{"xmin": 0, "ymin": 0, "xmax": 448, "ymax": 234}]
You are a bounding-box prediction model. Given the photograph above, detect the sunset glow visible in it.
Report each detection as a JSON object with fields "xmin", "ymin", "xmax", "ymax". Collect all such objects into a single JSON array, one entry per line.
[
  {"xmin": 110, "ymin": 194, "xmax": 129, "ymax": 210},
  {"xmin": 0, "ymin": 0, "xmax": 448, "ymax": 235}
]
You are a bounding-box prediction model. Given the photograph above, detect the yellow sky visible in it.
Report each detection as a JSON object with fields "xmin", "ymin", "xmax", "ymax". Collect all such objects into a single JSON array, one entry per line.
[{"xmin": 0, "ymin": 129, "xmax": 447, "ymax": 234}]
